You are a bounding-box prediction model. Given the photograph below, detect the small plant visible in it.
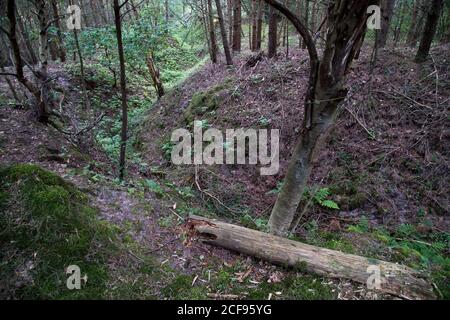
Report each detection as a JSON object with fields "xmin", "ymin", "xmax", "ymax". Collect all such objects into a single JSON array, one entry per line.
[
  {"xmin": 145, "ymin": 179, "xmax": 165, "ymax": 196},
  {"xmin": 258, "ymin": 116, "xmax": 270, "ymax": 127},
  {"xmin": 161, "ymin": 141, "xmax": 175, "ymax": 161},
  {"xmin": 348, "ymin": 216, "xmax": 370, "ymax": 234},
  {"xmin": 310, "ymin": 188, "xmax": 340, "ymax": 210}
]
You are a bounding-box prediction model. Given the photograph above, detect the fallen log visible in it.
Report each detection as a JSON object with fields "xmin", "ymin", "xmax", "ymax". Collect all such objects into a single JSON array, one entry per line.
[{"xmin": 186, "ymin": 215, "xmax": 435, "ymax": 300}]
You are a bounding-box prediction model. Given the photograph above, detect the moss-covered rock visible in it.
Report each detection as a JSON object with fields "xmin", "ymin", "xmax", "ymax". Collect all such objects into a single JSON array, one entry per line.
[{"xmin": 184, "ymin": 79, "xmax": 233, "ymax": 123}]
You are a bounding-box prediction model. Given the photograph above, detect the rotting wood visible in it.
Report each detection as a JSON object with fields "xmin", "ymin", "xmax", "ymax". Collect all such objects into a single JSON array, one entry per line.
[{"xmin": 185, "ymin": 215, "xmax": 436, "ymax": 300}]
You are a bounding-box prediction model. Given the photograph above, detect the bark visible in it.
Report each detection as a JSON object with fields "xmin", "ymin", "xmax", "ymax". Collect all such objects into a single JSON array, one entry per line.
[
  {"xmin": 251, "ymin": 0, "xmax": 258, "ymax": 51},
  {"xmin": 215, "ymin": 0, "xmax": 233, "ymax": 65},
  {"xmin": 232, "ymin": 0, "xmax": 242, "ymax": 51},
  {"xmin": 50, "ymin": 0, "xmax": 66, "ymax": 62},
  {"xmin": 263, "ymin": 0, "xmax": 377, "ymax": 236},
  {"xmin": 227, "ymin": 0, "xmax": 233, "ymax": 46},
  {"xmin": 146, "ymin": 51, "xmax": 165, "ymax": 98},
  {"xmin": 207, "ymin": 0, "xmax": 218, "ymax": 63},
  {"xmin": 415, "ymin": 0, "xmax": 444, "ymax": 63},
  {"xmin": 5, "ymin": 0, "xmax": 49, "ymax": 122},
  {"xmin": 268, "ymin": 6, "xmax": 278, "ymax": 58},
  {"xmin": 256, "ymin": 0, "xmax": 264, "ymax": 50},
  {"xmin": 377, "ymin": 0, "xmax": 396, "ymax": 48},
  {"xmin": 186, "ymin": 216, "xmax": 435, "ymax": 299},
  {"xmin": 113, "ymin": 0, "xmax": 129, "ymax": 180},
  {"xmin": 16, "ymin": 9, "xmax": 38, "ymax": 65},
  {"xmin": 187, "ymin": 215, "xmax": 435, "ymax": 300},
  {"xmin": 393, "ymin": 0, "xmax": 406, "ymax": 45},
  {"xmin": 69, "ymin": 0, "xmax": 90, "ymax": 110},
  {"xmin": 407, "ymin": 0, "xmax": 420, "ymax": 45}
]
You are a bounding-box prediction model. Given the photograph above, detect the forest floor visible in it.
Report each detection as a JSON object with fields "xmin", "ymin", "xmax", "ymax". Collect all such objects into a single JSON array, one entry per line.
[{"xmin": 0, "ymin": 44, "xmax": 448, "ymax": 300}]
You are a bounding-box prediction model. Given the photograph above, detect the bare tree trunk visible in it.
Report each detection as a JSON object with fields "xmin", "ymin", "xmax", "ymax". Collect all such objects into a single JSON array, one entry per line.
[
  {"xmin": 251, "ymin": 0, "xmax": 258, "ymax": 51},
  {"xmin": 268, "ymin": 6, "xmax": 278, "ymax": 58},
  {"xmin": 232, "ymin": 0, "xmax": 242, "ymax": 52},
  {"xmin": 187, "ymin": 215, "xmax": 435, "ymax": 300},
  {"xmin": 256, "ymin": 0, "xmax": 264, "ymax": 50},
  {"xmin": 207, "ymin": 0, "xmax": 218, "ymax": 63},
  {"xmin": 415, "ymin": 0, "xmax": 444, "ymax": 63},
  {"xmin": 215, "ymin": 0, "xmax": 233, "ymax": 65},
  {"xmin": 407, "ymin": 0, "xmax": 419, "ymax": 45},
  {"xmin": 16, "ymin": 9, "xmax": 38, "ymax": 65},
  {"xmin": 51, "ymin": 0, "xmax": 66, "ymax": 62},
  {"xmin": 4, "ymin": 0, "xmax": 49, "ymax": 123},
  {"xmin": 69, "ymin": 0, "xmax": 90, "ymax": 110},
  {"xmin": 264, "ymin": 0, "xmax": 379, "ymax": 236},
  {"xmin": 113, "ymin": 0, "xmax": 129, "ymax": 180},
  {"xmin": 227, "ymin": 0, "xmax": 233, "ymax": 45},
  {"xmin": 393, "ymin": 0, "xmax": 406, "ymax": 46},
  {"xmin": 301, "ymin": 0, "xmax": 309, "ymax": 49},
  {"xmin": 376, "ymin": 0, "xmax": 396, "ymax": 48},
  {"xmin": 146, "ymin": 51, "xmax": 165, "ymax": 98}
]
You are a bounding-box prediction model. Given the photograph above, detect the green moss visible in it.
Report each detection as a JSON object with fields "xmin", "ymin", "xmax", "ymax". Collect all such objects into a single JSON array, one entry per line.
[
  {"xmin": 0, "ymin": 164, "xmax": 115, "ymax": 299},
  {"xmin": 161, "ymin": 275, "xmax": 208, "ymax": 299},
  {"xmin": 246, "ymin": 274, "xmax": 336, "ymax": 300},
  {"xmin": 184, "ymin": 80, "xmax": 232, "ymax": 123}
]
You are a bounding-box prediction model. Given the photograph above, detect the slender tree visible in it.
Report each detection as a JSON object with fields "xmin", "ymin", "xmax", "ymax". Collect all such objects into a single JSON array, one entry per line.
[
  {"xmin": 207, "ymin": 0, "xmax": 218, "ymax": 63},
  {"xmin": 268, "ymin": 5, "xmax": 278, "ymax": 58},
  {"xmin": 263, "ymin": 0, "xmax": 379, "ymax": 235},
  {"xmin": 376, "ymin": 0, "xmax": 395, "ymax": 48},
  {"xmin": 69, "ymin": 0, "xmax": 90, "ymax": 110},
  {"xmin": 232, "ymin": 0, "xmax": 242, "ymax": 51},
  {"xmin": 113, "ymin": 0, "xmax": 129, "ymax": 180},
  {"xmin": 415, "ymin": 0, "xmax": 444, "ymax": 62},
  {"xmin": 215, "ymin": 0, "xmax": 233, "ymax": 65}
]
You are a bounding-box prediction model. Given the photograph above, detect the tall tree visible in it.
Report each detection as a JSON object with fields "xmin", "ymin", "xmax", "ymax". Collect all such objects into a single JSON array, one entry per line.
[
  {"xmin": 113, "ymin": 0, "xmax": 129, "ymax": 180},
  {"xmin": 263, "ymin": 0, "xmax": 379, "ymax": 235},
  {"xmin": 256, "ymin": 0, "xmax": 264, "ymax": 50},
  {"xmin": 50, "ymin": 0, "xmax": 66, "ymax": 62},
  {"xmin": 415, "ymin": 0, "xmax": 444, "ymax": 62},
  {"xmin": 215, "ymin": 0, "xmax": 234, "ymax": 65},
  {"xmin": 69, "ymin": 0, "xmax": 90, "ymax": 110},
  {"xmin": 406, "ymin": 0, "xmax": 420, "ymax": 45},
  {"xmin": 2, "ymin": 0, "xmax": 50, "ymax": 122},
  {"xmin": 268, "ymin": 5, "xmax": 278, "ymax": 58},
  {"xmin": 376, "ymin": 0, "xmax": 395, "ymax": 48},
  {"xmin": 207, "ymin": 0, "xmax": 218, "ymax": 63},
  {"xmin": 232, "ymin": 0, "xmax": 242, "ymax": 51}
]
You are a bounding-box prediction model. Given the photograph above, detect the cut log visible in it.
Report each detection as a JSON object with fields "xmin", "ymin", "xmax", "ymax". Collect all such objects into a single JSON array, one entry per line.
[{"xmin": 186, "ymin": 215, "xmax": 435, "ymax": 300}]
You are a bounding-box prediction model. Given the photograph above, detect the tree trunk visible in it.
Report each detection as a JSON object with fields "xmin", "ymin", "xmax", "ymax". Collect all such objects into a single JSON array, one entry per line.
[
  {"xmin": 301, "ymin": 0, "xmax": 309, "ymax": 49},
  {"xmin": 51, "ymin": 0, "xmax": 66, "ymax": 62},
  {"xmin": 393, "ymin": 0, "xmax": 406, "ymax": 46},
  {"xmin": 146, "ymin": 51, "xmax": 165, "ymax": 98},
  {"xmin": 263, "ymin": 0, "xmax": 378, "ymax": 236},
  {"xmin": 113, "ymin": 0, "xmax": 129, "ymax": 180},
  {"xmin": 5, "ymin": 0, "xmax": 49, "ymax": 123},
  {"xmin": 256, "ymin": 0, "xmax": 264, "ymax": 50},
  {"xmin": 251, "ymin": 0, "xmax": 258, "ymax": 51},
  {"xmin": 70, "ymin": 0, "xmax": 90, "ymax": 110},
  {"xmin": 227, "ymin": 0, "xmax": 233, "ymax": 46},
  {"xmin": 187, "ymin": 215, "xmax": 435, "ymax": 300},
  {"xmin": 16, "ymin": 9, "xmax": 38, "ymax": 65},
  {"xmin": 232, "ymin": 0, "xmax": 241, "ymax": 52},
  {"xmin": 215, "ymin": 0, "xmax": 234, "ymax": 65},
  {"xmin": 207, "ymin": 0, "xmax": 218, "ymax": 63},
  {"xmin": 406, "ymin": 0, "xmax": 421, "ymax": 46},
  {"xmin": 376, "ymin": 0, "xmax": 395, "ymax": 48},
  {"xmin": 268, "ymin": 6, "xmax": 278, "ymax": 58},
  {"xmin": 414, "ymin": 0, "xmax": 444, "ymax": 63}
]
